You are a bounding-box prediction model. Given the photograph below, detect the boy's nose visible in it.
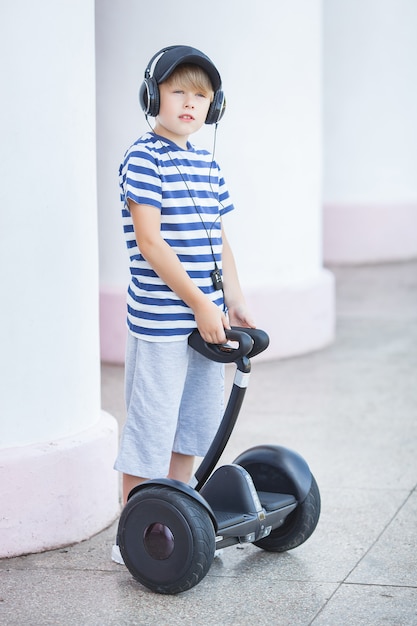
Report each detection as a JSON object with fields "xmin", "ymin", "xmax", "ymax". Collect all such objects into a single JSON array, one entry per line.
[{"xmin": 184, "ymin": 95, "xmax": 195, "ymax": 108}]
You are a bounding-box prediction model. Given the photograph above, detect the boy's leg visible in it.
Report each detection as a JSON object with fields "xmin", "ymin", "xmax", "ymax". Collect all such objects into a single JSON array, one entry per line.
[
  {"xmin": 122, "ymin": 453, "xmax": 195, "ymax": 503},
  {"xmin": 123, "ymin": 453, "xmax": 194, "ymax": 503},
  {"xmin": 112, "ymin": 336, "xmax": 190, "ymax": 564},
  {"xmin": 173, "ymin": 346, "xmax": 224, "ymax": 460},
  {"xmin": 167, "ymin": 452, "xmax": 195, "ymax": 483},
  {"xmin": 115, "ymin": 335, "xmax": 189, "ymax": 489},
  {"xmin": 122, "ymin": 473, "xmax": 148, "ymax": 505},
  {"xmin": 121, "ymin": 334, "xmax": 150, "ymax": 503}
]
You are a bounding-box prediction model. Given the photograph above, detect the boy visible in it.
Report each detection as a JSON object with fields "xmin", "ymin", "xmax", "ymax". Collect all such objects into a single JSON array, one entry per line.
[{"xmin": 113, "ymin": 46, "xmax": 254, "ymax": 561}]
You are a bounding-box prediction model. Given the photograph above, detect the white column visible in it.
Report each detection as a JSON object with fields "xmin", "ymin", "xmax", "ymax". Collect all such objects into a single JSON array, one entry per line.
[
  {"xmin": 323, "ymin": 0, "xmax": 417, "ymax": 263},
  {"xmin": 0, "ymin": 1, "xmax": 119, "ymax": 557},
  {"xmin": 96, "ymin": 0, "xmax": 334, "ymax": 362}
]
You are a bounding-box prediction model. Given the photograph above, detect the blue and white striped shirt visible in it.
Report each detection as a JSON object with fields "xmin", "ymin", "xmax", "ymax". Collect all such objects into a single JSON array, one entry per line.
[{"xmin": 119, "ymin": 132, "xmax": 234, "ymax": 341}]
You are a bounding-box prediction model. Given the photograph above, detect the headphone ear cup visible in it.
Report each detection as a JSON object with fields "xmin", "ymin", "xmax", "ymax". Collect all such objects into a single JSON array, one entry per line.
[
  {"xmin": 139, "ymin": 77, "xmax": 160, "ymax": 117},
  {"xmin": 206, "ymin": 90, "xmax": 226, "ymax": 125}
]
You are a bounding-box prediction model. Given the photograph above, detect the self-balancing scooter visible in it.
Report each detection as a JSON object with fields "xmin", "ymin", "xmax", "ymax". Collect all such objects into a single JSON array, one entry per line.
[{"xmin": 117, "ymin": 328, "xmax": 321, "ymax": 594}]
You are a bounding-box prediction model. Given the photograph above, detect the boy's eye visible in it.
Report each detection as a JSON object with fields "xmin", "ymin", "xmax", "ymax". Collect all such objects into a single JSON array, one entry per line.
[{"xmin": 172, "ymin": 89, "xmax": 207, "ymax": 98}]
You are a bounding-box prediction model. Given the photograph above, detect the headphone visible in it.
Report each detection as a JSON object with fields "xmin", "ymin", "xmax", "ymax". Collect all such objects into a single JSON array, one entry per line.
[{"xmin": 139, "ymin": 45, "xmax": 226, "ymax": 125}]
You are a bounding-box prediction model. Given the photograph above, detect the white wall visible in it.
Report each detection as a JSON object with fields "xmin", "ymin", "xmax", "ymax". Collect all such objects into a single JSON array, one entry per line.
[
  {"xmin": 323, "ymin": 0, "xmax": 417, "ymax": 262},
  {"xmin": 96, "ymin": 0, "xmax": 334, "ymax": 362}
]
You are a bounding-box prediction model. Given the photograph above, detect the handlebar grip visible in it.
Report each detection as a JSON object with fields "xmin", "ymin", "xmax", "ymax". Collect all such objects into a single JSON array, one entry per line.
[
  {"xmin": 230, "ymin": 327, "xmax": 270, "ymax": 358},
  {"xmin": 188, "ymin": 328, "xmax": 253, "ymax": 363}
]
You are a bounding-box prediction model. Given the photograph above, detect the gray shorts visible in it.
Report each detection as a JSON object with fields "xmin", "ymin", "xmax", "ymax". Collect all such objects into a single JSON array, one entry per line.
[{"xmin": 114, "ymin": 333, "xmax": 225, "ymax": 478}]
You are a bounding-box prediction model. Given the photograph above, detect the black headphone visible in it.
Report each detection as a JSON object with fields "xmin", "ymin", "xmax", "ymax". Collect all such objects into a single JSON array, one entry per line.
[{"xmin": 139, "ymin": 45, "xmax": 226, "ymax": 125}]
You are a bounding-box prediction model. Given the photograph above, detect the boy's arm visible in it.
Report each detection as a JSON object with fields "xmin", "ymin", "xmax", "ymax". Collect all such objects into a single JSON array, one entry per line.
[
  {"xmin": 221, "ymin": 223, "xmax": 256, "ymax": 329},
  {"xmin": 129, "ymin": 200, "xmax": 228, "ymax": 344}
]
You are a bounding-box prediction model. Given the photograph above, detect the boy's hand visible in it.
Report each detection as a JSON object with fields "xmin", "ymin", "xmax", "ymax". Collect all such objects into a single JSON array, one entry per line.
[
  {"xmin": 194, "ymin": 300, "xmax": 229, "ymax": 345},
  {"xmin": 227, "ymin": 304, "xmax": 256, "ymax": 329}
]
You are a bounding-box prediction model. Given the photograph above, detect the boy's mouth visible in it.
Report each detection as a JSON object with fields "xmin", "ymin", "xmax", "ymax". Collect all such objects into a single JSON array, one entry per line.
[{"xmin": 179, "ymin": 114, "xmax": 195, "ymax": 121}]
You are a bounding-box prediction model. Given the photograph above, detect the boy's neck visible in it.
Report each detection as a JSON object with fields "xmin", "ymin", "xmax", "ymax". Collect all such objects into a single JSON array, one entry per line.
[{"xmin": 152, "ymin": 124, "xmax": 189, "ymax": 150}]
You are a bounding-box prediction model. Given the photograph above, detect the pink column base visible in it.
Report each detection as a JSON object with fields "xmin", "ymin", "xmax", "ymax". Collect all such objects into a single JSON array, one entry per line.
[
  {"xmin": 99, "ymin": 269, "xmax": 335, "ymax": 364},
  {"xmin": 244, "ymin": 268, "xmax": 335, "ymax": 362},
  {"xmin": 0, "ymin": 412, "xmax": 120, "ymax": 558},
  {"xmin": 323, "ymin": 203, "xmax": 417, "ymax": 264},
  {"xmin": 99, "ymin": 287, "xmax": 127, "ymax": 364}
]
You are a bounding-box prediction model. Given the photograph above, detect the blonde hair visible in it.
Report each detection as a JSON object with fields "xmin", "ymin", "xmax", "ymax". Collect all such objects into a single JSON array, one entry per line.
[{"xmin": 164, "ymin": 64, "xmax": 214, "ymax": 101}]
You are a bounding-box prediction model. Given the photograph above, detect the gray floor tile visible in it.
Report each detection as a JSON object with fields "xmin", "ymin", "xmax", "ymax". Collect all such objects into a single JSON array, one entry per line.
[
  {"xmin": 347, "ymin": 491, "xmax": 417, "ymax": 587},
  {"xmin": 313, "ymin": 583, "xmax": 417, "ymax": 626}
]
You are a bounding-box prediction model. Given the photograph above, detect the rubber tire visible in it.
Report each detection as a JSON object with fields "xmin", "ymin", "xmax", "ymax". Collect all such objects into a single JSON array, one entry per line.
[
  {"xmin": 118, "ymin": 485, "xmax": 215, "ymax": 594},
  {"xmin": 254, "ymin": 475, "xmax": 321, "ymax": 552}
]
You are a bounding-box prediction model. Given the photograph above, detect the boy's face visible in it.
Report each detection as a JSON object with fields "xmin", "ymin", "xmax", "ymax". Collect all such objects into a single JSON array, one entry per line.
[{"xmin": 153, "ymin": 80, "xmax": 212, "ymax": 148}]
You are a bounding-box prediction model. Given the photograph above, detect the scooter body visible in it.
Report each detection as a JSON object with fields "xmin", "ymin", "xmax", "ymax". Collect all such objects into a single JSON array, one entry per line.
[{"xmin": 117, "ymin": 328, "xmax": 321, "ymax": 594}]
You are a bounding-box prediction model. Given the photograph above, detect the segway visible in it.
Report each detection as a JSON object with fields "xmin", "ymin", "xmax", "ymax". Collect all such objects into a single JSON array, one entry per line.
[{"xmin": 117, "ymin": 328, "xmax": 321, "ymax": 594}]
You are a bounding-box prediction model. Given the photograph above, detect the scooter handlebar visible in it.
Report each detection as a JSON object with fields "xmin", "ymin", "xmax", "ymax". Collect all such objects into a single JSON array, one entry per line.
[
  {"xmin": 231, "ymin": 327, "xmax": 270, "ymax": 358},
  {"xmin": 188, "ymin": 327, "xmax": 269, "ymax": 364}
]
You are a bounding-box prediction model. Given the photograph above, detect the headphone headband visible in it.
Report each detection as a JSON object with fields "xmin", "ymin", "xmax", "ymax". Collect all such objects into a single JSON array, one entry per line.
[{"xmin": 144, "ymin": 46, "xmax": 182, "ymax": 80}]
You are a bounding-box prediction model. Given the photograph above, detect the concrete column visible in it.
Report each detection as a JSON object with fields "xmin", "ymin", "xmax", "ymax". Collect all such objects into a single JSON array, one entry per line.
[
  {"xmin": 323, "ymin": 0, "xmax": 417, "ymax": 263},
  {"xmin": 0, "ymin": 1, "xmax": 119, "ymax": 557},
  {"xmin": 96, "ymin": 0, "xmax": 334, "ymax": 362}
]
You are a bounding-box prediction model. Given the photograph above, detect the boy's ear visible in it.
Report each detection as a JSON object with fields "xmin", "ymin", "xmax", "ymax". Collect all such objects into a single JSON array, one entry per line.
[{"xmin": 139, "ymin": 76, "xmax": 160, "ymax": 118}]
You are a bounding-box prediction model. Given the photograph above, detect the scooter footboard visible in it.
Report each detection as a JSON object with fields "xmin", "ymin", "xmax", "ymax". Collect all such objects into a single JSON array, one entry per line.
[{"xmin": 200, "ymin": 464, "xmax": 300, "ymax": 548}]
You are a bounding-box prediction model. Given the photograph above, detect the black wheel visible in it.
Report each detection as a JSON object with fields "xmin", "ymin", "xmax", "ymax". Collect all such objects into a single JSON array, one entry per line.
[
  {"xmin": 118, "ymin": 485, "xmax": 215, "ymax": 594},
  {"xmin": 254, "ymin": 475, "xmax": 321, "ymax": 552}
]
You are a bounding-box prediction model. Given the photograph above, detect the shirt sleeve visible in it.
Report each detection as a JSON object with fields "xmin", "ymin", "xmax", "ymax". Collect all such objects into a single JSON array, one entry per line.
[
  {"xmin": 120, "ymin": 146, "xmax": 162, "ymax": 211},
  {"xmin": 215, "ymin": 161, "xmax": 234, "ymax": 217}
]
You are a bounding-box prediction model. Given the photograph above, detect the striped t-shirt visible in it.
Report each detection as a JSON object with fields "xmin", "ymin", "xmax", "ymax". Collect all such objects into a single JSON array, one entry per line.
[{"xmin": 119, "ymin": 132, "xmax": 234, "ymax": 341}]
